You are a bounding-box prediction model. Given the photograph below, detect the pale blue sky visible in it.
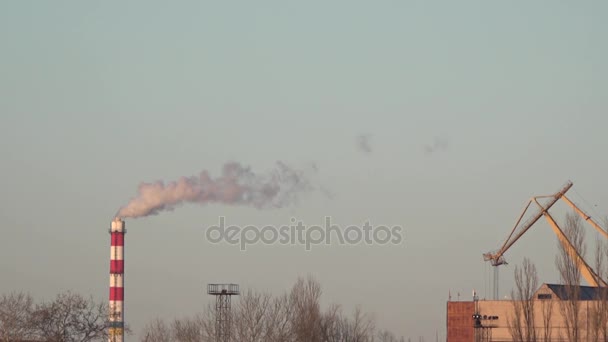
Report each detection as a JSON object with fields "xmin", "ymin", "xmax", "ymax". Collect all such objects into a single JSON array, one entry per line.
[{"xmin": 1, "ymin": 1, "xmax": 607, "ymax": 340}]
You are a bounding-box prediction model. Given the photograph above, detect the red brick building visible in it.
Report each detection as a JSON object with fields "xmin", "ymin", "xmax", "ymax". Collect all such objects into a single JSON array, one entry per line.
[{"xmin": 446, "ymin": 283, "xmax": 608, "ymax": 342}]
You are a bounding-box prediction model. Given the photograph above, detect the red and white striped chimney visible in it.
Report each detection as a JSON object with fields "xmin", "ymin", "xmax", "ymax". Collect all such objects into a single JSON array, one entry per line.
[{"xmin": 109, "ymin": 218, "xmax": 125, "ymax": 342}]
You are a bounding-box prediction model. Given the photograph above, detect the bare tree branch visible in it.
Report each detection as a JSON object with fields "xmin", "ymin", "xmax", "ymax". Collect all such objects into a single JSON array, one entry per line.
[
  {"xmin": 0, "ymin": 292, "xmax": 34, "ymax": 342},
  {"xmin": 31, "ymin": 291, "xmax": 108, "ymax": 342},
  {"xmin": 140, "ymin": 318, "xmax": 172, "ymax": 342},
  {"xmin": 556, "ymin": 212, "xmax": 585, "ymax": 342}
]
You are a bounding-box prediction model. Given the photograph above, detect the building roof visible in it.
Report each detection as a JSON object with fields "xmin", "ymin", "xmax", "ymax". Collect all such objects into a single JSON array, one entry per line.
[{"xmin": 544, "ymin": 283, "xmax": 608, "ymax": 300}]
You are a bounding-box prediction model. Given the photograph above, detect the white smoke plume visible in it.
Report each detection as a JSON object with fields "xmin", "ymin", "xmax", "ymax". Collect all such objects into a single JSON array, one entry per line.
[{"xmin": 116, "ymin": 161, "xmax": 315, "ymax": 218}]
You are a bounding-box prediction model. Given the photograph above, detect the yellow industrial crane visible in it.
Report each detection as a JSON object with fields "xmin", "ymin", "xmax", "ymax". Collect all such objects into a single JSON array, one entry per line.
[{"xmin": 483, "ymin": 181, "xmax": 608, "ymax": 298}]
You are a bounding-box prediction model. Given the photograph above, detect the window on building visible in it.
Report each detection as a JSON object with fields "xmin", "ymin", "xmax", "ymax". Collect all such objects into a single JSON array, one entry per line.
[{"xmin": 538, "ymin": 293, "xmax": 552, "ymax": 300}]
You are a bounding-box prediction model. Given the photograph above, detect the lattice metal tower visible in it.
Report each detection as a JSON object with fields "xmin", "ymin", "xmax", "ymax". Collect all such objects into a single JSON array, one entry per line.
[{"xmin": 207, "ymin": 284, "xmax": 239, "ymax": 342}]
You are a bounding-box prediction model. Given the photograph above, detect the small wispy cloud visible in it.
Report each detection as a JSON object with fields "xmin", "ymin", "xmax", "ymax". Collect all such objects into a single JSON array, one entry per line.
[
  {"xmin": 356, "ymin": 134, "xmax": 372, "ymax": 154},
  {"xmin": 423, "ymin": 137, "xmax": 449, "ymax": 155}
]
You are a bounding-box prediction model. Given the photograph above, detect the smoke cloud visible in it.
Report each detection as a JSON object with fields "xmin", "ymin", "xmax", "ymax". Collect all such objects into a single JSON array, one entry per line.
[
  {"xmin": 116, "ymin": 162, "xmax": 315, "ymax": 218},
  {"xmin": 356, "ymin": 134, "xmax": 372, "ymax": 154},
  {"xmin": 423, "ymin": 138, "xmax": 449, "ymax": 155}
]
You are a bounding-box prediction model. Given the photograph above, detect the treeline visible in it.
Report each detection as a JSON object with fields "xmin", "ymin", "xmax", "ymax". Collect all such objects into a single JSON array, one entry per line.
[
  {"xmin": 508, "ymin": 213, "xmax": 608, "ymax": 342},
  {"xmin": 141, "ymin": 276, "xmax": 406, "ymax": 342},
  {"xmin": 1, "ymin": 277, "xmax": 408, "ymax": 342},
  {"xmin": 0, "ymin": 291, "xmax": 108, "ymax": 342}
]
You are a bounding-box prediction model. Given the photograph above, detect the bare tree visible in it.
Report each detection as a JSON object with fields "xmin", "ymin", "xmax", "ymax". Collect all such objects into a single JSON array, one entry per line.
[
  {"xmin": 600, "ymin": 239, "xmax": 608, "ymax": 342},
  {"xmin": 327, "ymin": 306, "xmax": 376, "ymax": 342},
  {"xmin": 172, "ymin": 316, "xmax": 204, "ymax": 342},
  {"xmin": 377, "ymin": 329, "xmax": 399, "ymax": 342},
  {"xmin": 0, "ymin": 292, "xmax": 34, "ymax": 342},
  {"xmin": 31, "ymin": 291, "xmax": 108, "ymax": 342},
  {"xmin": 508, "ymin": 258, "xmax": 538, "ymax": 342},
  {"xmin": 556, "ymin": 212, "xmax": 586, "ymax": 342},
  {"xmin": 290, "ymin": 276, "xmax": 323, "ymax": 342},
  {"xmin": 349, "ymin": 306, "xmax": 375, "ymax": 342},
  {"xmin": 587, "ymin": 234, "xmax": 608, "ymax": 342},
  {"xmin": 264, "ymin": 293, "xmax": 295, "ymax": 342},
  {"xmin": 540, "ymin": 292, "xmax": 554, "ymax": 342},
  {"xmin": 140, "ymin": 318, "xmax": 172, "ymax": 342},
  {"xmin": 140, "ymin": 276, "xmax": 390, "ymax": 342},
  {"xmin": 320, "ymin": 304, "xmax": 343, "ymax": 342},
  {"xmin": 194, "ymin": 309, "xmax": 217, "ymax": 342},
  {"xmin": 232, "ymin": 289, "xmax": 272, "ymax": 342}
]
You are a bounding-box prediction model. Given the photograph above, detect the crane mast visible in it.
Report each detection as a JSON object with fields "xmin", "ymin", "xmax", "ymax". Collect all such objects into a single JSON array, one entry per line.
[{"xmin": 484, "ymin": 181, "xmax": 608, "ymax": 299}]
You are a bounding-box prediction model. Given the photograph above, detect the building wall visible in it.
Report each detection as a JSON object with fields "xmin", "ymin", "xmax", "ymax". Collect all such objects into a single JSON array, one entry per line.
[
  {"xmin": 447, "ymin": 302, "xmax": 474, "ymax": 342},
  {"xmin": 447, "ymin": 297, "xmax": 606, "ymax": 342}
]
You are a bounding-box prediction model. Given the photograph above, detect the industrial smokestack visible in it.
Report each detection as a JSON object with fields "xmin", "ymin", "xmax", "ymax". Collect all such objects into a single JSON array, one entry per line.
[
  {"xmin": 106, "ymin": 162, "xmax": 316, "ymax": 338},
  {"xmin": 108, "ymin": 218, "xmax": 125, "ymax": 342}
]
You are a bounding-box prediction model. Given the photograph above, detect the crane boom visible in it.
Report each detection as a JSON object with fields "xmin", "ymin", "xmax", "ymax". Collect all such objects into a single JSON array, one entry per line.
[
  {"xmin": 483, "ymin": 181, "xmax": 573, "ymax": 266},
  {"xmin": 483, "ymin": 180, "xmax": 608, "ymax": 294}
]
